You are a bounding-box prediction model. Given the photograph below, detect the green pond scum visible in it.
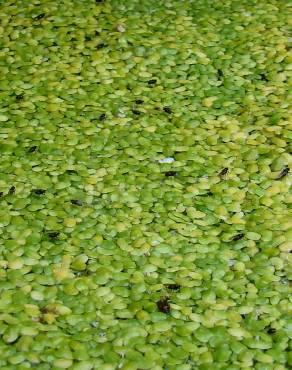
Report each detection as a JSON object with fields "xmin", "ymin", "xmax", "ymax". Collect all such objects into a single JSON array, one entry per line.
[{"xmin": 0, "ymin": 0, "xmax": 291, "ymax": 369}]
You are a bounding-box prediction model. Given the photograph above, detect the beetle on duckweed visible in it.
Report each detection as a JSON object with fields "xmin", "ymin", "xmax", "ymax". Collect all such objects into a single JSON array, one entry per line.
[
  {"xmin": 157, "ymin": 297, "xmax": 170, "ymax": 314},
  {"xmin": 47, "ymin": 231, "xmax": 60, "ymax": 239},
  {"xmin": 28, "ymin": 146, "xmax": 38, "ymax": 153},
  {"xmin": 267, "ymin": 327, "xmax": 277, "ymax": 334},
  {"xmin": 232, "ymin": 233, "xmax": 244, "ymax": 241},
  {"xmin": 217, "ymin": 69, "xmax": 224, "ymax": 77},
  {"xmin": 35, "ymin": 13, "xmax": 45, "ymax": 20},
  {"xmin": 166, "ymin": 284, "xmax": 181, "ymax": 291},
  {"xmin": 277, "ymin": 165, "xmax": 289, "ymax": 179},
  {"xmin": 32, "ymin": 189, "xmax": 46, "ymax": 195},
  {"xmin": 164, "ymin": 171, "xmax": 177, "ymax": 177},
  {"xmin": 219, "ymin": 167, "xmax": 229, "ymax": 176},
  {"xmin": 71, "ymin": 199, "xmax": 83, "ymax": 206},
  {"xmin": 163, "ymin": 107, "xmax": 172, "ymax": 114},
  {"xmin": 99, "ymin": 113, "xmax": 106, "ymax": 121},
  {"xmin": 8, "ymin": 186, "xmax": 15, "ymax": 194}
]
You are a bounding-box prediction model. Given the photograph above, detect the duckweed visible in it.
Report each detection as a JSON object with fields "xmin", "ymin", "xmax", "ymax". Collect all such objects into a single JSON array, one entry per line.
[{"xmin": 0, "ymin": 0, "xmax": 291, "ymax": 369}]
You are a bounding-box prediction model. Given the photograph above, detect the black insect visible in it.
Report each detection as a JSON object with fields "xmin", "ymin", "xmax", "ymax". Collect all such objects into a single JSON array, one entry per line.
[
  {"xmin": 71, "ymin": 199, "xmax": 83, "ymax": 206},
  {"xmin": 95, "ymin": 31, "xmax": 100, "ymax": 36},
  {"xmin": 157, "ymin": 297, "xmax": 170, "ymax": 314},
  {"xmin": 163, "ymin": 107, "xmax": 172, "ymax": 114},
  {"xmin": 232, "ymin": 233, "xmax": 244, "ymax": 241},
  {"xmin": 16, "ymin": 94, "xmax": 24, "ymax": 101},
  {"xmin": 99, "ymin": 113, "xmax": 106, "ymax": 121},
  {"xmin": 217, "ymin": 69, "xmax": 223, "ymax": 78},
  {"xmin": 219, "ymin": 167, "xmax": 229, "ymax": 176},
  {"xmin": 132, "ymin": 110, "xmax": 141, "ymax": 115},
  {"xmin": 28, "ymin": 146, "xmax": 38, "ymax": 153},
  {"xmin": 8, "ymin": 186, "xmax": 15, "ymax": 194},
  {"xmin": 164, "ymin": 171, "xmax": 177, "ymax": 177},
  {"xmin": 277, "ymin": 165, "xmax": 289, "ymax": 180},
  {"xmin": 47, "ymin": 231, "xmax": 59, "ymax": 239},
  {"xmin": 267, "ymin": 327, "xmax": 276, "ymax": 334},
  {"xmin": 135, "ymin": 99, "xmax": 144, "ymax": 104},
  {"xmin": 0, "ymin": 192, "xmax": 3, "ymax": 197},
  {"xmin": 166, "ymin": 284, "xmax": 181, "ymax": 291},
  {"xmin": 39, "ymin": 307, "xmax": 50, "ymax": 315},
  {"xmin": 259, "ymin": 74, "xmax": 268, "ymax": 82},
  {"xmin": 148, "ymin": 79, "xmax": 157, "ymax": 85},
  {"xmin": 32, "ymin": 189, "xmax": 46, "ymax": 195},
  {"xmin": 97, "ymin": 43, "xmax": 106, "ymax": 49},
  {"xmin": 35, "ymin": 13, "xmax": 45, "ymax": 20}
]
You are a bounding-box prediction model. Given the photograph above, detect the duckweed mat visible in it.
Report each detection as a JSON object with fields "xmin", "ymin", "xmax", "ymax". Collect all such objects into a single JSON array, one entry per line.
[{"xmin": 0, "ymin": 0, "xmax": 291, "ymax": 369}]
